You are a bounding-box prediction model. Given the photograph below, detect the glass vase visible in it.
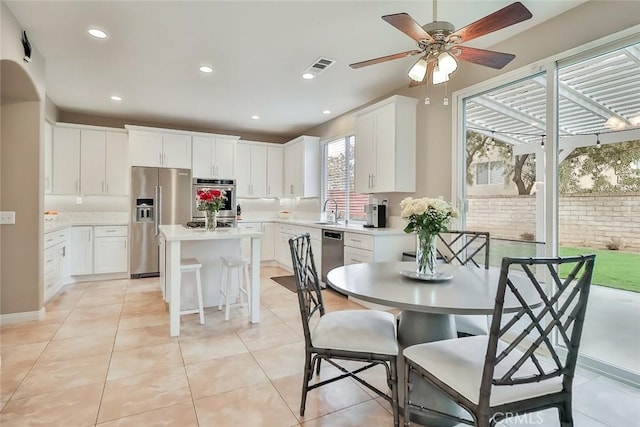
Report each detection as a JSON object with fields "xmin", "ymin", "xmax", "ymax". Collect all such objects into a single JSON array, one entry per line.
[
  {"xmin": 416, "ymin": 233, "xmax": 437, "ymax": 277},
  {"xmin": 205, "ymin": 210, "xmax": 217, "ymax": 231}
]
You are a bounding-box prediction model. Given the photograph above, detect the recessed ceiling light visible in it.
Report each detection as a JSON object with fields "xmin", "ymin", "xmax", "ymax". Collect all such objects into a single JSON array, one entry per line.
[
  {"xmin": 199, "ymin": 65, "xmax": 214, "ymax": 73},
  {"xmin": 88, "ymin": 28, "xmax": 108, "ymax": 39},
  {"xmin": 251, "ymin": 115, "xmax": 260, "ymax": 120},
  {"xmin": 110, "ymin": 95, "xmax": 122, "ymax": 102},
  {"xmin": 323, "ymin": 110, "xmax": 331, "ymax": 115},
  {"xmin": 302, "ymin": 73, "xmax": 314, "ymax": 80}
]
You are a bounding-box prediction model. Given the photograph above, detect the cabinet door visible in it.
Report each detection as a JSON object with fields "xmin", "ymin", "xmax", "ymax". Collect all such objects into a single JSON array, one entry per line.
[
  {"xmin": 44, "ymin": 122, "xmax": 53, "ymax": 194},
  {"xmin": 284, "ymin": 141, "xmax": 303, "ymax": 196},
  {"xmin": 250, "ymin": 145, "xmax": 267, "ymax": 197},
  {"xmin": 235, "ymin": 144, "xmax": 252, "ymax": 197},
  {"xmin": 266, "ymin": 146, "xmax": 283, "ymax": 198},
  {"xmin": 354, "ymin": 112, "xmax": 375, "ymax": 193},
  {"xmin": 94, "ymin": 236, "xmax": 128, "ymax": 274},
  {"xmin": 80, "ymin": 130, "xmax": 106, "ymax": 195},
  {"xmin": 162, "ymin": 133, "xmax": 191, "ymax": 169},
  {"xmin": 52, "ymin": 127, "xmax": 81, "ymax": 194},
  {"xmin": 192, "ymin": 136, "xmax": 214, "ymax": 178},
  {"xmin": 105, "ymin": 132, "xmax": 129, "ymax": 195},
  {"xmin": 372, "ymin": 102, "xmax": 396, "ymax": 192},
  {"xmin": 215, "ymin": 139, "xmax": 236, "ymax": 178},
  {"xmin": 261, "ymin": 223, "xmax": 275, "ymax": 261},
  {"xmin": 68, "ymin": 226, "xmax": 93, "ymax": 275},
  {"xmin": 129, "ymin": 131, "xmax": 162, "ymax": 167}
]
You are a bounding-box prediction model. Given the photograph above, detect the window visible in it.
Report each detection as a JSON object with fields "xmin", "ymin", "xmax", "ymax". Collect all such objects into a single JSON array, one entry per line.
[
  {"xmin": 321, "ymin": 136, "xmax": 368, "ymax": 222},
  {"xmin": 475, "ymin": 161, "xmax": 504, "ymax": 185}
]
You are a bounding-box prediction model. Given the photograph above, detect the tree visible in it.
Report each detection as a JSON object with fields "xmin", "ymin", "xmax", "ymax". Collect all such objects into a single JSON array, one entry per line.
[{"xmin": 466, "ymin": 131, "xmax": 536, "ymax": 195}]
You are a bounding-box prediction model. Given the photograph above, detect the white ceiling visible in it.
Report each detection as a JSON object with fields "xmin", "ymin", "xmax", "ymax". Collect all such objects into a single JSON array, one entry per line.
[{"xmin": 6, "ymin": 0, "xmax": 585, "ymax": 140}]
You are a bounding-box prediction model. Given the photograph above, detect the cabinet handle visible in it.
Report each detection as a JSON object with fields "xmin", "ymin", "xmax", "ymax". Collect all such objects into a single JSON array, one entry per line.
[
  {"xmin": 372, "ymin": 174, "xmax": 375, "ymax": 189},
  {"xmin": 124, "ymin": 240, "xmax": 127, "ymax": 249},
  {"xmin": 62, "ymin": 246, "xmax": 65, "ymax": 257},
  {"xmin": 159, "ymin": 152, "xmax": 163, "ymax": 166},
  {"xmin": 163, "ymin": 153, "xmax": 167, "ymax": 166},
  {"xmin": 211, "ymin": 165, "xmax": 215, "ymax": 176},
  {"xmin": 267, "ymin": 185, "xmax": 270, "ymax": 196},
  {"xmin": 76, "ymin": 180, "xmax": 79, "ymax": 192},
  {"xmin": 105, "ymin": 230, "xmax": 116, "ymax": 233},
  {"xmin": 351, "ymin": 239, "xmax": 362, "ymax": 243},
  {"xmin": 102, "ymin": 181, "xmax": 105, "ymax": 192},
  {"xmin": 106, "ymin": 183, "xmax": 109, "ymax": 193},
  {"xmin": 290, "ymin": 184, "xmax": 294, "ymax": 195}
]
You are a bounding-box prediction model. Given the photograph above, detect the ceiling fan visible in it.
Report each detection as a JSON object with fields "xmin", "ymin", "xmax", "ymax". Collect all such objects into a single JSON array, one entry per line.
[{"xmin": 350, "ymin": 1, "xmax": 533, "ymax": 86}]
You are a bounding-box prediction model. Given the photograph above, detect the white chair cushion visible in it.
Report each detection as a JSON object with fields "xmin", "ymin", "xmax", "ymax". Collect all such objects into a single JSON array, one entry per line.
[
  {"xmin": 221, "ymin": 255, "xmax": 249, "ymax": 267},
  {"xmin": 403, "ymin": 336, "xmax": 563, "ymax": 406},
  {"xmin": 180, "ymin": 257, "xmax": 202, "ymax": 269},
  {"xmin": 311, "ymin": 310, "xmax": 398, "ymax": 356},
  {"xmin": 455, "ymin": 314, "xmax": 489, "ymax": 336}
]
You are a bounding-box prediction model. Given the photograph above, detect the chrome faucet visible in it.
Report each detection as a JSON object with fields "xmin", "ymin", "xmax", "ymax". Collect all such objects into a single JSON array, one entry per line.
[{"xmin": 323, "ymin": 198, "xmax": 338, "ymax": 223}]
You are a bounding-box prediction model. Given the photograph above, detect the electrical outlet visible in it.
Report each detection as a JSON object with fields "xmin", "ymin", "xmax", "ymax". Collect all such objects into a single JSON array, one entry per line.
[
  {"xmin": 76, "ymin": 197, "xmax": 83, "ymax": 205},
  {"xmin": 0, "ymin": 211, "xmax": 16, "ymax": 225}
]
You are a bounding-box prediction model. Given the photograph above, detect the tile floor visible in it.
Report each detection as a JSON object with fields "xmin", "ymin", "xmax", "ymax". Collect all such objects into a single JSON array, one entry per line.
[{"xmin": 1, "ymin": 266, "xmax": 638, "ymax": 426}]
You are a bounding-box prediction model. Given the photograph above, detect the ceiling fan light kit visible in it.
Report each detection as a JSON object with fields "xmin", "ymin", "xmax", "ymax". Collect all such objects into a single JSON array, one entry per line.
[{"xmin": 351, "ymin": 1, "xmax": 533, "ymax": 87}]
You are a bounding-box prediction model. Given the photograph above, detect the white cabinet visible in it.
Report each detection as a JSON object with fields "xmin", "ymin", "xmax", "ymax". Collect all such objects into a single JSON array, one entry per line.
[
  {"xmin": 128, "ymin": 128, "xmax": 191, "ymax": 169},
  {"xmin": 49, "ymin": 124, "xmax": 129, "ymax": 196},
  {"xmin": 52, "ymin": 126, "xmax": 80, "ymax": 195},
  {"xmin": 68, "ymin": 226, "xmax": 93, "ymax": 275},
  {"xmin": 43, "ymin": 228, "xmax": 68, "ymax": 301},
  {"xmin": 343, "ymin": 231, "xmax": 413, "ymax": 264},
  {"xmin": 266, "ymin": 146, "xmax": 283, "ymax": 198},
  {"xmin": 283, "ymin": 135, "xmax": 320, "ymax": 197},
  {"xmin": 94, "ymin": 226, "xmax": 128, "ymax": 274},
  {"xmin": 192, "ymin": 136, "xmax": 237, "ymax": 179},
  {"xmin": 354, "ymin": 95, "xmax": 418, "ymax": 193},
  {"xmin": 81, "ymin": 130, "xmax": 129, "ymax": 195},
  {"xmin": 236, "ymin": 143, "xmax": 267, "ymax": 198},
  {"xmin": 44, "ymin": 122, "xmax": 53, "ymax": 194},
  {"xmin": 274, "ymin": 224, "xmax": 321, "ymax": 273},
  {"xmin": 68, "ymin": 225, "xmax": 128, "ymax": 276},
  {"xmin": 261, "ymin": 223, "xmax": 276, "ymax": 260}
]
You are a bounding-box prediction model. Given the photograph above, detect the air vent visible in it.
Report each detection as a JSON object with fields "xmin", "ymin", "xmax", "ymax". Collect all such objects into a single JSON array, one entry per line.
[{"xmin": 304, "ymin": 57, "xmax": 336, "ymax": 77}]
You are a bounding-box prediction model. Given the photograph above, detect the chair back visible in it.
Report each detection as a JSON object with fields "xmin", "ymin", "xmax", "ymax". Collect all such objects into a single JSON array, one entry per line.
[
  {"xmin": 479, "ymin": 255, "xmax": 595, "ymax": 407},
  {"xmin": 437, "ymin": 230, "xmax": 490, "ymax": 269},
  {"xmin": 289, "ymin": 233, "xmax": 325, "ymax": 346}
]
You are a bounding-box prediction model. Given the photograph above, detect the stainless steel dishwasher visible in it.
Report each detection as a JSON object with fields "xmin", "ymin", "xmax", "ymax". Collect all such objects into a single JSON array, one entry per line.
[{"xmin": 321, "ymin": 229, "xmax": 345, "ymax": 294}]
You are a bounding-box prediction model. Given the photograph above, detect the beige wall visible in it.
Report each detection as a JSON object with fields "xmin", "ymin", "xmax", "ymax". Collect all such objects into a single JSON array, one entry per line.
[
  {"xmin": 1, "ymin": 1, "xmax": 46, "ymax": 316},
  {"xmin": 59, "ymin": 111, "xmax": 289, "ymax": 144},
  {"xmin": 302, "ymin": 0, "xmax": 640, "ymax": 217}
]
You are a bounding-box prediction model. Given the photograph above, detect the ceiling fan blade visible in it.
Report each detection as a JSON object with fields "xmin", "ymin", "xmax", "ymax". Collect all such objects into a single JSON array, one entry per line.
[
  {"xmin": 450, "ymin": 2, "xmax": 532, "ymax": 44},
  {"xmin": 382, "ymin": 13, "xmax": 435, "ymax": 43},
  {"xmin": 408, "ymin": 61, "xmax": 436, "ymax": 87},
  {"xmin": 456, "ymin": 46, "xmax": 516, "ymax": 69},
  {"xmin": 350, "ymin": 50, "xmax": 422, "ymax": 69}
]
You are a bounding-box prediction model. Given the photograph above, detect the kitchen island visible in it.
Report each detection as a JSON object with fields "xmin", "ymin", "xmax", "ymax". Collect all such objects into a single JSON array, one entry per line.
[{"xmin": 159, "ymin": 225, "xmax": 262, "ymax": 337}]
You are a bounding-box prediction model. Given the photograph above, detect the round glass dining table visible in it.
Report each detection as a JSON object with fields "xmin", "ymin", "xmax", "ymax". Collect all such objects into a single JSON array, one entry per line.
[{"xmin": 327, "ymin": 261, "xmax": 538, "ymax": 427}]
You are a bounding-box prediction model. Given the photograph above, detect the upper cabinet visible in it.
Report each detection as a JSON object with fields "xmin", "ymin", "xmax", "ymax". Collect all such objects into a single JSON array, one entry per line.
[
  {"xmin": 82, "ymin": 130, "xmax": 129, "ymax": 195},
  {"xmin": 192, "ymin": 135, "xmax": 238, "ymax": 179},
  {"xmin": 283, "ymin": 136, "xmax": 320, "ymax": 198},
  {"xmin": 52, "ymin": 126, "xmax": 81, "ymax": 195},
  {"xmin": 128, "ymin": 128, "xmax": 191, "ymax": 169},
  {"xmin": 354, "ymin": 95, "xmax": 418, "ymax": 193},
  {"xmin": 236, "ymin": 141, "xmax": 283, "ymax": 198},
  {"xmin": 49, "ymin": 124, "xmax": 129, "ymax": 196}
]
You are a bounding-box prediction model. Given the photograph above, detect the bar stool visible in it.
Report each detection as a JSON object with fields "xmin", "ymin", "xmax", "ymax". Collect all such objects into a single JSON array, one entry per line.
[
  {"xmin": 219, "ymin": 255, "xmax": 250, "ymax": 321},
  {"xmin": 180, "ymin": 257, "xmax": 205, "ymax": 325}
]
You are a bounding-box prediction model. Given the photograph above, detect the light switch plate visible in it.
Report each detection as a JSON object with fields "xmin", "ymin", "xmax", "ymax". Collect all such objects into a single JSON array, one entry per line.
[{"xmin": 0, "ymin": 211, "xmax": 16, "ymax": 224}]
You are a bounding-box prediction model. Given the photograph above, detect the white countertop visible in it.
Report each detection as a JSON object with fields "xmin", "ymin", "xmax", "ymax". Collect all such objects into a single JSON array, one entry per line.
[
  {"xmin": 238, "ymin": 218, "xmax": 408, "ymax": 236},
  {"xmin": 159, "ymin": 224, "xmax": 262, "ymax": 242},
  {"xmin": 44, "ymin": 212, "xmax": 128, "ymax": 233}
]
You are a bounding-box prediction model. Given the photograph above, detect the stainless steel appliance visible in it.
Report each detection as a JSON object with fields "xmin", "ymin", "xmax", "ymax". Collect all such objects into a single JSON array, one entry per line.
[
  {"xmin": 191, "ymin": 178, "xmax": 236, "ymax": 227},
  {"xmin": 321, "ymin": 229, "xmax": 344, "ymax": 294},
  {"xmin": 364, "ymin": 204, "xmax": 386, "ymax": 228},
  {"xmin": 130, "ymin": 167, "xmax": 191, "ymax": 278}
]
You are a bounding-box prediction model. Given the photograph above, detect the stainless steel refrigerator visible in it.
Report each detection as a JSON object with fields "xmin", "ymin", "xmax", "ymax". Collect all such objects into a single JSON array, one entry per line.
[{"xmin": 130, "ymin": 167, "xmax": 191, "ymax": 278}]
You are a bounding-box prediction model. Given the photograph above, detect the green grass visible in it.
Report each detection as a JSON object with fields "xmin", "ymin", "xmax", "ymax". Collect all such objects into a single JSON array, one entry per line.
[
  {"xmin": 558, "ymin": 246, "xmax": 640, "ymax": 293},
  {"xmin": 483, "ymin": 240, "xmax": 639, "ymax": 293}
]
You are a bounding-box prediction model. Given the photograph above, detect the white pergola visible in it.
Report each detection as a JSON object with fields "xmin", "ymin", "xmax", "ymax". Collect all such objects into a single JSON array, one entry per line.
[{"xmin": 465, "ymin": 41, "xmax": 640, "ymax": 162}]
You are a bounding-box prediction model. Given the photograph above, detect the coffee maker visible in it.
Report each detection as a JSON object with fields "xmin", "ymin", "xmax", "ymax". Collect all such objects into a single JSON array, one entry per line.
[{"xmin": 364, "ymin": 203, "xmax": 386, "ymax": 228}]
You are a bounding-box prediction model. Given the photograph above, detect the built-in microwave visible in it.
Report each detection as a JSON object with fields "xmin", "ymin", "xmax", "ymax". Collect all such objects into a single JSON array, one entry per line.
[{"xmin": 192, "ymin": 178, "xmax": 236, "ymax": 224}]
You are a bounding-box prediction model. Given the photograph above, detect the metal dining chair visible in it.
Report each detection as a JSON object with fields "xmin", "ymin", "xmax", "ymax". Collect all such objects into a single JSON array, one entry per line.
[
  {"xmin": 403, "ymin": 254, "xmax": 595, "ymax": 427},
  {"xmin": 437, "ymin": 230, "xmax": 491, "ymax": 336},
  {"xmin": 289, "ymin": 233, "xmax": 400, "ymax": 426}
]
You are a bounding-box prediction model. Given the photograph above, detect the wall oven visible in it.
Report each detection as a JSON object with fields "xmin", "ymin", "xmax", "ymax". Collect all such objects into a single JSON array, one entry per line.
[{"xmin": 192, "ymin": 178, "xmax": 236, "ymax": 226}]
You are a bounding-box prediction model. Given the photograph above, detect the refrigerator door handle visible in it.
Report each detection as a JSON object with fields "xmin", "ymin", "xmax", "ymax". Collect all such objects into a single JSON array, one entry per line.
[{"xmin": 154, "ymin": 185, "xmax": 162, "ymax": 236}]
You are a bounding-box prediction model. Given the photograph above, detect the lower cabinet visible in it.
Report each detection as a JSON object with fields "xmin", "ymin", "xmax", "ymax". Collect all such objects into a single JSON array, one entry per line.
[
  {"xmin": 44, "ymin": 228, "xmax": 68, "ymax": 301},
  {"xmin": 274, "ymin": 224, "xmax": 321, "ymax": 274},
  {"xmin": 68, "ymin": 225, "xmax": 128, "ymax": 276},
  {"xmin": 94, "ymin": 226, "xmax": 128, "ymax": 274},
  {"xmin": 239, "ymin": 222, "xmax": 276, "ymax": 262}
]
